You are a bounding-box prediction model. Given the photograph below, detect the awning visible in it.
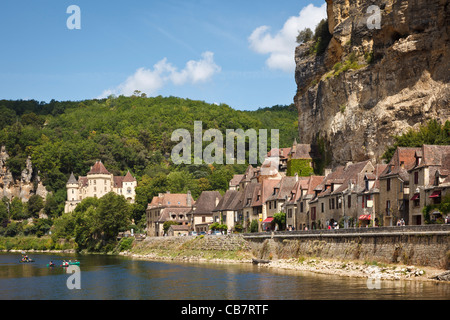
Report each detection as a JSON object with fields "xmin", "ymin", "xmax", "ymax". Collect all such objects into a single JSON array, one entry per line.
[
  {"xmin": 359, "ymin": 214, "xmax": 371, "ymax": 221},
  {"xmin": 429, "ymin": 190, "xmax": 441, "ymax": 198},
  {"xmin": 262, "ymin": 217, "xmax": 274, "ymax": 223},
  {"xmin": 411, "ymin": 193, "xmax": 420, "ymax": 201}
]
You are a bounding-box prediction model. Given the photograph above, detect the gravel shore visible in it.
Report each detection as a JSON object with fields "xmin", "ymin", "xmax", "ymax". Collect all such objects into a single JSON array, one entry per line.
[{"xmin": 121, "ymin": 251, "xmax": 449, "ymax": 283}]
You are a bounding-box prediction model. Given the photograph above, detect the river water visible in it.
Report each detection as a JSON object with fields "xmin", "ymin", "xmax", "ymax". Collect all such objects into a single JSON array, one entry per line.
[{"xmin": 0, "ymin": 252, "xmax": 449, "ymax": 300}]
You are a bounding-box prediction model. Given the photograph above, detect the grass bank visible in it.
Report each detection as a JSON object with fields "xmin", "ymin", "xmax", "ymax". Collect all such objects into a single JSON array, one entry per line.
[{"xmin": 0, "ymin": 236, "xmax": 77, "ymax": 252}]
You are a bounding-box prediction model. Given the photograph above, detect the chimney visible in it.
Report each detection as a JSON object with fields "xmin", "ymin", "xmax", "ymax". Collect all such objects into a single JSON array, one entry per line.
[
  {"xmin": 215, "ymin": 197, "xmax": 220, "ymax": 206},
  {"xmin": 187, "ymin": 190, "xmax": 192, "ymax": 206}
]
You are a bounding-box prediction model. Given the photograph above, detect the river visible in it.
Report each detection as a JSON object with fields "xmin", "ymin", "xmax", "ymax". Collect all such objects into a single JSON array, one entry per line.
[{"xmin": 0, "ymin": 252, "xmax": 449, "ymax": 301}]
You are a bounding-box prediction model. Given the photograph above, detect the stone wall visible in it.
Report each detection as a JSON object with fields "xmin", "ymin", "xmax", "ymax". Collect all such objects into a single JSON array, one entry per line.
[{"xmin": 244, "ymin": 225, "xmax": 450, "ymax": 269}]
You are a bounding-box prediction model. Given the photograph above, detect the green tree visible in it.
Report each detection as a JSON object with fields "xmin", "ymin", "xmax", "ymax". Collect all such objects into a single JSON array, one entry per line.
[
  {"xmin": 296, "ymin": 28, "xmax": 313, "ymax": 44},
  {"xmin": 27, "ymin": 194, "xmax": 44, "ymax": 218},
  {"xmin": 383, "ymin": 120, "xmax": 450, "ymax": 162},
  {"xmin": 273, "ymin": 212, "xmax": 286, "ymax": 231},
  {"xmin": 163, "ymin": 221, "xmax": 179, "ymax": 235},
  {"xmin": 250, "ymin": 219, "xmax": 259, "ymax": 233},
  {"xmin": 10, "ymin": 198, "xmax": 27, "ymax": 220}
]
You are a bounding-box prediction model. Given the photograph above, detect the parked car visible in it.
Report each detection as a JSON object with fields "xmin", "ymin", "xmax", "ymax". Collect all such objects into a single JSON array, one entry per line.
[
  {"xmin": 190, "ymin": 231, "xmax": 198, "ymax": 236},
  {"xmin": 212, "ymin": 231, "xmax": 222, "ymax": 236}
]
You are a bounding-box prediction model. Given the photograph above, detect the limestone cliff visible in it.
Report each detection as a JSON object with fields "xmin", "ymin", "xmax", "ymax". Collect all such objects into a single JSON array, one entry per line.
[
  {"xmin": 0, "ymin": 146, "xmax": 48, "ymax": 202},
  {"xmin": 294, "ymin": 0, "xmax": 449, "ymax": 166}
]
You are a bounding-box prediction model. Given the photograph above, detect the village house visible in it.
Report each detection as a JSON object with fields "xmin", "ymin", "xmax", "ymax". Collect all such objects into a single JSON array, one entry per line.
[
  {"xmin": 146, "ymin": 191, "xmax": 194, "ymax": 237},
  {"xmin": 309, "ymin": 161, "xmax": 375, "ymax": 229},
  {"xmin": 64, "ymin": 160, "xmax": 137, "ymax": 213},
  {"xmin": 378, "ymin": 147, "xmax": 420, "ymax": 226},
  {"xmin": 265, "ymin": 175, "xmax": 298, "ymax": 220},
  {"xmin": 212, "ymin": 189, "xmax": 243, "ymax": 232},
  {"xmin": 187, "ymin": 190, "xmax": 222, "ymax": 234},
  {"xmin": 408, "ymin": 145, "xmax": 450, "ymax": 225},
  {"xmin": 357, "ymin": 164, "xmax": 388, "ymax": 227},
  {"xmin": 167, "ymin": 224, "xmax": 190, "ymax": 237},
  {"xmin": 285, "ymin": 175, "xmax": 324, "ymax": 230}
]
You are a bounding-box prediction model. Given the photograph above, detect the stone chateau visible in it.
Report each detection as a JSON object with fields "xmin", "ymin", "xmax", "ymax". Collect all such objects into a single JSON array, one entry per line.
[{"xmin": 65, "ymin": 160, "xmax": 137, "ymax": 213}]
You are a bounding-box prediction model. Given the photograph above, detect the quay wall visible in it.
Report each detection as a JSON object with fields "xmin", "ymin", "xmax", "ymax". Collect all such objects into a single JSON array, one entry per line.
[
  {"xmin": 243, "ymin": 225, "xmax": 450, "ymax": 269},
  {"xmin": 130, "ymin": 225, "xmax": 450, "ymax": 269}
]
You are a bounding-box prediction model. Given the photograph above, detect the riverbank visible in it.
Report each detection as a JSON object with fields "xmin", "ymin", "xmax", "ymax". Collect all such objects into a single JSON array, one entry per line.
[
  {"xmin": 122, "ymin": 235, "xmax": 450, "ymax": 283},
  {"xmin": 0, "ymin": 236, "xmax": 77, "ymax": 252}
]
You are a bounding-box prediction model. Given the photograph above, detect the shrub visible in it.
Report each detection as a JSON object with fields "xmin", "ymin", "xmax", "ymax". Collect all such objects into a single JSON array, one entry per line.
[{"xmin": 118, "ymin": 237, "xmax": 134, "ymax": 251}]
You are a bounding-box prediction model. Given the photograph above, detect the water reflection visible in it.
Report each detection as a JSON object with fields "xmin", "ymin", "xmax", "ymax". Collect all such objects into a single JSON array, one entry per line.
[{"xmin": 0, "ymin": 253, "xmax": 449, "ymax": 300}]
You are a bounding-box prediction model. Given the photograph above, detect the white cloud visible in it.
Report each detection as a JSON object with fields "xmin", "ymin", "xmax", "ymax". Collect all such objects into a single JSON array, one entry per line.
[
  {"xmin": 99, "ymin": 51, "xmax": 221, "ymax": 98},
  {"xmin": 248, "ymin": 3, "xmax": 327, "ymax": 73}
]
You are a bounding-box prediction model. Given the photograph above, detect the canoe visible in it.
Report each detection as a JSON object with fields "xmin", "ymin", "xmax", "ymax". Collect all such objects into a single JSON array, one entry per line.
[
  {"xmin": 60, "ymin": 262, "xmax": 80, "ymax": 267},
  {"xmin": 252, "ymin": 258, "xmax": 270, "ymax": 265},
  {"xmin": 19, "ymin": 260, "xmax": 34, "ymax": 263},
  {"xmin": 47, "ymin": 264, "xmax": 56, "ymax": 267}
]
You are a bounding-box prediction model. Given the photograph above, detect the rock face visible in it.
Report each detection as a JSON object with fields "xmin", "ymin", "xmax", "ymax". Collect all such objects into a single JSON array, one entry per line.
[
  {"xmin": 0, "ymin": 146, "xmax": 48, "ymax": 202},
  {"xmin": 294, "ymin": 0, "xmax": 450, "ymax": 167}
]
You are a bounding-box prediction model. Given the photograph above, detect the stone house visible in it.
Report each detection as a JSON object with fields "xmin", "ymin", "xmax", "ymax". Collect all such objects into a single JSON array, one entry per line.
[
  {"xmin": 284, "ymin": 176, "xmax": 309, "ymax": 230},
  {"xmin": 286, "ymin": 175, "xmax": 324, "ymax": 230},
  {"xmin": 357, "ymin": 164, "xmax": 388, "ymax": 227},
  {"xmin": 167, "ymin": 224, "xmax": 190, "ymax": 237},
  {"xmin": 265, "ymin": 175, "xmax": 298, "ymax": 221},
  {"xmin": 408, "ymin": 145, "xmax": 450, "ymax": 225},
  {"xmin": 286, "ymin": 141, "xmax": 319, "ymax": 176},
  {"xmin": 146, "ymin": 191, "xmax": 194, "ymax": 237},
  {"xmin": 252, "ymin": 178, "xmax": 282, "ymax": 231},
  {"xmin": 187, "ymin": 190, "xmax": 222, "ymax": 234},
  {"xmin": 212, "ymin": 189, "xmax": 243, "ymax": 231},
  {"xmin": 378, "ymin": 147, "xmax": 420, "ymax": 226},
  {"xmin": 312, "ymin": 160, "xmax": 375, "ymax": 229},
  {"xmin": 238, "ymin": 182, "xmax": 260, "ymax": 231},
  {"xmin": 65, "ymin": 160, "xmax": 137, "ymax": 213},
  {"xmin": 229, "ymin": 174, "xmax": 244, "ymax": 191}
]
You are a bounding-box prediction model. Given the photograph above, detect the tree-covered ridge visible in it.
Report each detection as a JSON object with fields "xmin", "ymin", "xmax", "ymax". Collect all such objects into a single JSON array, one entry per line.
[{"xmin": 0, "ymin": 96, "xmax": 299, "ymax": 224}]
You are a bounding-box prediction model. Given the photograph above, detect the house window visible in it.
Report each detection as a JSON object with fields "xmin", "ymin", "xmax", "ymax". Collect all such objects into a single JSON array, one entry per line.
[
  {"xmin": 414, "ymin": 172, "xmax": 419, "ymax": 184},
  {"xmin": 269, "ymin": 202, "xmax": 272, "ymax": 210},
  {"xmin": 288, "ymin": 209, "xmax": 292, "ymax": 218},
  {"xmin": 348, "ymin": 195, "xmax": 351, "ymax": 208},
  {"xmin": 331, "ymin": 198, "xmax": 335, "ymax": 210},
  {"xmin": 387, "ymin": 178, "xmax": 391, "ymax": 191},
  {"xmin": 300, "ymin": 202, "xmax": 303, "ymax": 213},
  {"xmin": 321, "ymin": 202, "xmax": 324, "ymax": 213}
]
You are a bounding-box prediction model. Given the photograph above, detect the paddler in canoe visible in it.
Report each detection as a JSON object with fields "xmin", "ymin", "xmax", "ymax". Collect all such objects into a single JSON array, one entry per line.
[{"xmin": 20, "ymin": 255, "xmax": 34, "ymax": 263}]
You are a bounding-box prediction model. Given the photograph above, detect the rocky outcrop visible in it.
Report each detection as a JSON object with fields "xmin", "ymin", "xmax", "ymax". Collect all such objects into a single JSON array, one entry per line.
[
  {"xmin": 0, "ymin": 146, "xmax": 48, "ymax": 202},
  {"xmin": 294, "ymin": 0, "xmax": 450, "ymax": 166}
]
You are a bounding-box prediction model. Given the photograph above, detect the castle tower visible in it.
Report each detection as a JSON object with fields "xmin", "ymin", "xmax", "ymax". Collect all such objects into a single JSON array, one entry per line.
[
  {"xmin": 122, "ymin": 170, "xmax": 137, "ymax": 203},
  {"xmin": 64, "ymin": 172, "xmax": 79, "ymax": 213}
]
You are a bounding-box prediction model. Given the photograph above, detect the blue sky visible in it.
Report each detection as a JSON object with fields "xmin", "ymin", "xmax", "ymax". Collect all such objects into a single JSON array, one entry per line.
[{"xmin": 0, "ymin": 0, "xmax": 327, "ymax": 110}]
